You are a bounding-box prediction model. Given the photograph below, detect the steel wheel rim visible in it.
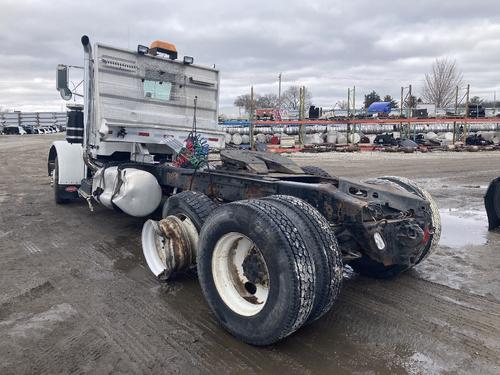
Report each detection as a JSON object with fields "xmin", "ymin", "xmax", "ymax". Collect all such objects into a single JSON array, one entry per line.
[
  {"xmin": 142, "ymin": 220, "xmax": 167, "ymax": 277},
  {"xmin": 212, "ymin": 232, "xmax": 270, "ymax": 316}
]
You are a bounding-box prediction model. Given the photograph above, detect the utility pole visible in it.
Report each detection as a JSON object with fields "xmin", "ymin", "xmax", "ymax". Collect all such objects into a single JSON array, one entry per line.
[
  {"xmin": 408, "ymin": 84, "xmax": 413, "ymax": 118},
  {"xmin": 302, "ymin": 85, "xmax": 306, "ymax": 117},
  {"xmin": 453, "ymin": 85, "xmax": 459, "ymax": 143},
  {"xmin": 408, "ymin": 84, "xmax": 414, "ymax": 140},
  {"xmin": 464, "ymin": 84, "xmax": 470, "ymax": 141},
  {"xmin": 278, "ymin": 73, "xmax": 282, "ymax": 112},
  {"xmin": 400, "ymin": 87, "xmax": 404, "ymax": 117},
  {"xmin": 299, "ymin": 86, "xmax": 305, "ymax": 147},
  {"xmin": 346, "ymin": 87, "xmax": 351, "ymax": 139},
  {"xmin": 400, "ymin": 86, "xmax": 404, "ymax": 133},
  {"xmin": 352, "ymin": 86, "xmax": 356, "ymax": 117},
  {"xmin": 494, "ymin": 91, "xmax": 497, "ymax": 116},
  {"xmin": 249, "ymin": 86, "xmax": 254, "ymax": 150},
  {"xmin": 352, "ymin": 86, "xmax": 357, "ymax": 136},
  {"xmin": 347, "ymin": 88, "xmax": 351, "ymax": 117}
]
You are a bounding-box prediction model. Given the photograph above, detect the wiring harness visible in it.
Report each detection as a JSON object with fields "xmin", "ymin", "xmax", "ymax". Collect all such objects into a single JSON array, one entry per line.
[
  {"xmin": 173, "ymin": 96, "xmax": 209, "ymax": 169},
  {"xmin": 173, "ymin": 132, "xmax": 209, "ymax": 169}
]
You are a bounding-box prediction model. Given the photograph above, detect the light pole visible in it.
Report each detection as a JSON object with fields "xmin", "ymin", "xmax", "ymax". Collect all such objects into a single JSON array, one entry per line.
[
  {"xmin": 278, "ymin": 73, "xmax": 282, "ymax": 112},
  {"xmin": 494, "ymin": 92, "xmax": 497, "ymax": 116}
]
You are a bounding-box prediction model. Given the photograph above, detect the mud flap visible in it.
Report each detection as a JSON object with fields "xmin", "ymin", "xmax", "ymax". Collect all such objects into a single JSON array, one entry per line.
[{"xmin": 485, "ymin": 177, "xmax": 500, "ymax": 230}]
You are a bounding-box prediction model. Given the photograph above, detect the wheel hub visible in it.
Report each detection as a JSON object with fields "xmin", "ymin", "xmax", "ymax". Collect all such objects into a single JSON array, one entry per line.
[
  {"xmin": 242, "ymin": 247, "xmax": 269, "ymax": 286},
  {"xmin": 212, "ymin": 232, "xmax": 270, "ymax": 316}
]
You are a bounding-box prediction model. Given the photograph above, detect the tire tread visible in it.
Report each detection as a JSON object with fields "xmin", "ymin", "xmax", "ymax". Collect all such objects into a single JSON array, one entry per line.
[
  {"xmin": 236, "ymin": 199, "xmax": 316, "ymax": 337},
  {"xmin": 264, "ymin": 195, "xmax": 343, "ymax": 322}
]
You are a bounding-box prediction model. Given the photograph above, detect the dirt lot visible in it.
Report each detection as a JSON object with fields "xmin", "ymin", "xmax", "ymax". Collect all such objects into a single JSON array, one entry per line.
[{"xmin": 1, "ymin": 134, "xmax": 500, "ymax": 374}]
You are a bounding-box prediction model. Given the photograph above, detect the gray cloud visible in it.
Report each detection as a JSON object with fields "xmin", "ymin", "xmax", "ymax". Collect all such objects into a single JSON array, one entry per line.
[{"xmin": 1, "ymin": 0, "xmax": 499, "ymax": 112}]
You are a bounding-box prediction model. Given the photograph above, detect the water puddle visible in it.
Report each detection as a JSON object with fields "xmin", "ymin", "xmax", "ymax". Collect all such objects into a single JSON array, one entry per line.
[{"xmin": 439, "ymin": 209, "xmax": 488, "ymax": 248}]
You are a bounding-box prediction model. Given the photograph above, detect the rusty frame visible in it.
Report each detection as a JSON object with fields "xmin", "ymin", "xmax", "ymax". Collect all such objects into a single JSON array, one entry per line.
[{"xmin": 153, "ymin": 165, "xmax": 431, "ymax": 268}]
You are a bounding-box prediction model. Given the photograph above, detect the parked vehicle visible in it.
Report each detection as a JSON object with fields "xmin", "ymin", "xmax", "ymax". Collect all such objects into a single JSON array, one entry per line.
[
  {"xmin": 48, "ymin": 36, "xmax": 442, "ymax": 345},
  {"xmin": 23, "ymin": 125, "xmax": 35, "ymax": 134},
  {"xmin": 468, "ymin": 104, "xmax": 486, "ymax": 118},
  {"xmin": 3, "ymin": 125, "xmax": 26, "ymax": 135}
]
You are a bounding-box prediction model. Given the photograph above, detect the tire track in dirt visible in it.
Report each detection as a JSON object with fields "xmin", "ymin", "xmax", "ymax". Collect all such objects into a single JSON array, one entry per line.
[{"xmin": 337, "ymin": 275, "xmax": 500, "ymax": 373}]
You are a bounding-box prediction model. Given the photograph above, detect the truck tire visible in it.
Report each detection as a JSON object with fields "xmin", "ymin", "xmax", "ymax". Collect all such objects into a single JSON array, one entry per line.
[
  {"xmin": 485, "ymin": 177, "xmax": 500, "ymax": 230},
  {"xmin": 301, "ymin": 165, "xmax": 332, "ymax": 177},
  {"xmin": 263, "ymin": 195, "xmax": 343, "ymax": 322},
  {"xmin": 162, "ymin": 191, "xmax": 217, "ymax": 231},
  {"xmin": 53, "ymin": 156, "xmax": 69, "ymax": 204},
  {"xmin": 350, "ymin": 176, "xmax": 441, "ymax": 278},
  {"xmin": 197, "ymin": 199, "xmax": 316, "ymax": 345}
]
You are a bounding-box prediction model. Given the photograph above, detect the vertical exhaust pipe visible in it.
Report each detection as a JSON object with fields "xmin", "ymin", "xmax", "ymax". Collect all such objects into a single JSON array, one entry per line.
[
  {"xmin": 81, "ymin": 35, "xmax": 92, "ymax": 150},
  {"xmin": 80, "ymin": 35, "xmax": 99, "ymax": 172}
]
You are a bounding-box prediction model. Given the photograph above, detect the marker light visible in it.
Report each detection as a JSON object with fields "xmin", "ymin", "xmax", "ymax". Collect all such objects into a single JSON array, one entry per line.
[
  {"xmin": 183, "ymin": 56, "xmax": 194, "ymax": 65},
  {"xmin": 137, "ymin": 45, "xmax": 149, "ymax": 55},
  {"xmin": 149, "ymin": 40, "xmax": 178, "ymax": 60}
]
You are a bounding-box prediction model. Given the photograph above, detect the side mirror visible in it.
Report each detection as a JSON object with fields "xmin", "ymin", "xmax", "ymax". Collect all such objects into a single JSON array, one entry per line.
[{"xmin": 56, "ymin": 64, "xmax": 72, "ymax": 100}]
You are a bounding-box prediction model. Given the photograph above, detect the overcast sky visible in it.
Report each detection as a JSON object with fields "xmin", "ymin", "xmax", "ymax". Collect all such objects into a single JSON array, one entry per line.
[{"xmin": 1, "ymin": 0, "xmax": 499, "ymax": 112}]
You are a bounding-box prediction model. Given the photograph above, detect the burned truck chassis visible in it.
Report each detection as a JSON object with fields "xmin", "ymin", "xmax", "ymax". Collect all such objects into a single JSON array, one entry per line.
[
  {"xmin": 50, "ymin": 35, "xmax": 440, "ymax": 346},
  {"xmin": 104, "ymin": 150, "xmax": 433, "ymax": 271}
]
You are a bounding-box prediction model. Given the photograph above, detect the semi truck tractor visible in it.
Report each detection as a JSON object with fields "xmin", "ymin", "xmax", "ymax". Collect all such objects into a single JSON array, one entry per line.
[{"xmin": 49, "ymin": 36, "xmax": 441, "ymax": 345}]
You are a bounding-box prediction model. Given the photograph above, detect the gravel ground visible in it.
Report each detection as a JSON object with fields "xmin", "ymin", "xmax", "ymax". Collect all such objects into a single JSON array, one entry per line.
[{"xmin": 1, "ymin": 134, "xmax": 500, "ymax": 374}]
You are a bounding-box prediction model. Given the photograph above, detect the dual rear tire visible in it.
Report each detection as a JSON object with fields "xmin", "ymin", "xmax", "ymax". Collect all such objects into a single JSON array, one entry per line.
[
  {"xmin": 156, "ymin": 192, "xmax": 343, "ymax": 345},
  {"xmin": 197, "ymin": 196, "xmax": 343, "ymax": 345}
]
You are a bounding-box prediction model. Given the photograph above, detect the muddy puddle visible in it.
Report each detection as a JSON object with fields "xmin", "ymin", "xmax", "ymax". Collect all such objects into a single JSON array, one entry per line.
[{"xmin": 439, "ymin": 208, "xmax": 488, "ymax": 248}]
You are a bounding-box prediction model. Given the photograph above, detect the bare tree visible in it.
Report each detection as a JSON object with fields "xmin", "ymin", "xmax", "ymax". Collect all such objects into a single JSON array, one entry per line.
[
  {"xmin": 234, "ymin": 93, "xmax": 279, "ymax": 113},
  {"xmin": 234, "ymin": 94, "xmax": 258, "ymax": 113},
  {"xmin": 422, "ymin": 58, "xmax": 463, "ymax": 108},
  {"xmin": 235, "ymin": 88, "xmax": 308, "ymax": 113},
  {"xmin": 281, "ymin": 86, "xmax": 312, "ymax": 111},
  {"xmin": 406, "ymin": 95, "xmax": 418, "ymax": 109},
  {"xmin": 256, "ymin": 93, "xmax": 278, "ymax": 109},
  {"xmin": 335, "ymin": 100, "xmax": 348, "ymax": 110}
]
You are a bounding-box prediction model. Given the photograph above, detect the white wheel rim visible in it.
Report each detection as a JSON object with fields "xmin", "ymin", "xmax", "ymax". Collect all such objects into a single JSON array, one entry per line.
[
  {"xmin": 212, "ymin": 232, "xmax": 270, "ymax": 316},
  {"xmin": 142, "ymin": 220, "xmax": 167, "ymax": 277},
  {"xmin": 141, "ymin": 215, "xmax": 198, "ymax": 278}
]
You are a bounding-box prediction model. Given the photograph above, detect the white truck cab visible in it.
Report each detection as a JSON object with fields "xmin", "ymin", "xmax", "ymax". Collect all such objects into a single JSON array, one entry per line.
[{"xmin": 48, "ymin": 36, "xmax": 224, "ymax": 208}]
